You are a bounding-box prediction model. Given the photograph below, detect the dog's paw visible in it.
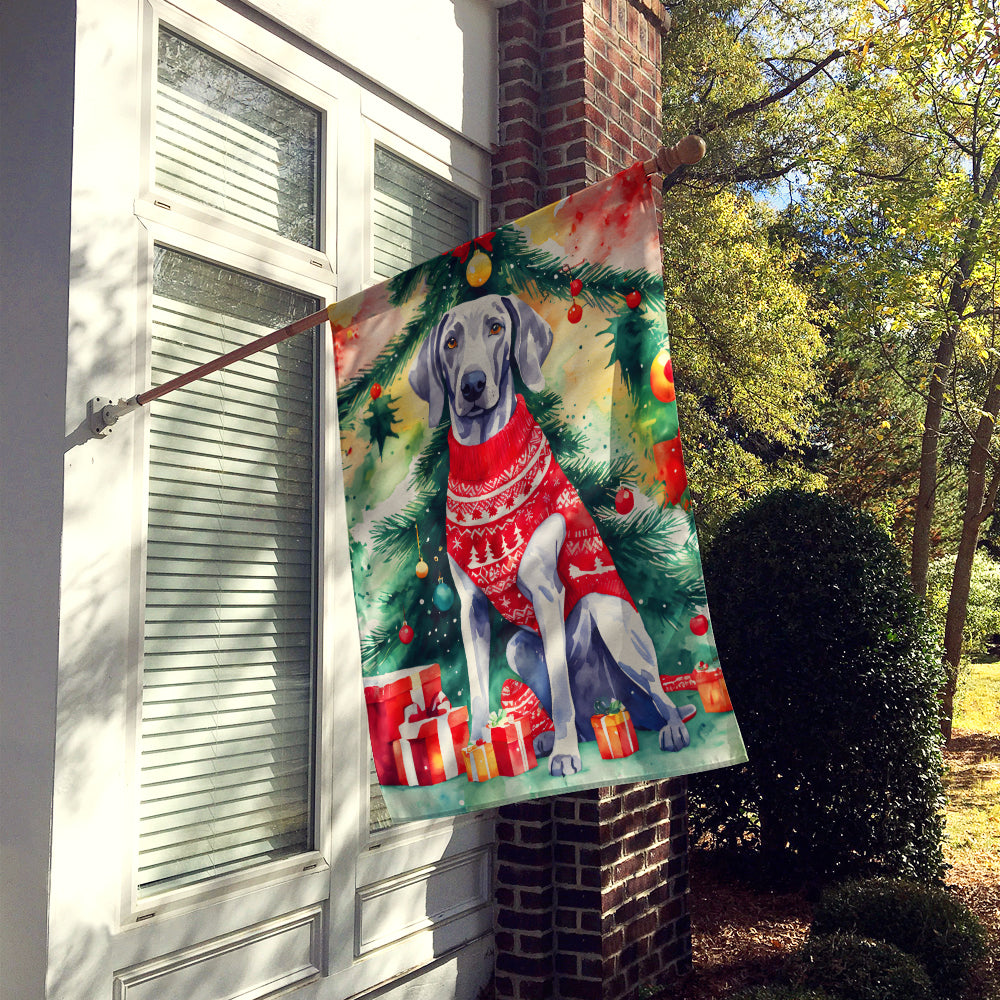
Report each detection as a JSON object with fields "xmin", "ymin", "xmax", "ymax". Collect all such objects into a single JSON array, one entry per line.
[
  {"xmin": 658, "ymin": 710, "xmax": 692, "ymax": 752},
  {"xmin": 549, "ymin": 752, "xmax": 582, "ymax": 777},
  {"xmin": 533, "ymin": 731, "xmax": 555, "ymax": 758}
]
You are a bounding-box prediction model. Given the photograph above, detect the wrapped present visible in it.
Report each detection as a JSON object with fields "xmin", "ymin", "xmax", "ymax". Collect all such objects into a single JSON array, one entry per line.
[
  {"xmin": 392, "ymin": 694, "xmax": 470, "ymax": 786},
  {"xmin": 590, "ymin": 699, "xmax": 639, "ymax": 760},
  {"xmin": 692, "ymin": 663, "xmax": 733, "ymax": 713},
  {"xmin": 488, "ymin": 709, "xmax": 537, "ymax": 777},
  {"xmin": 462, "ymin": 739, "xmax": 499, "ymax": 782},
  {"xmin": 364, "ymin": 663, "xmax": 444, "ymax": 784}
]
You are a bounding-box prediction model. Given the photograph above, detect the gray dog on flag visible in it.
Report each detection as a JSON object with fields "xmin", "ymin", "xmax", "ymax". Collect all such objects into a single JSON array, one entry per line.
[{"xmin": 409, "ymin": 293, "xmax": 694, "ymax": 776}]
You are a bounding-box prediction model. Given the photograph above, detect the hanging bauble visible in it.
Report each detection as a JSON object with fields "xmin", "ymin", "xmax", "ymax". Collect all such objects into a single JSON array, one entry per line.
[
  {"xmin": 433, "ymin": 579, "xmax": 455, "ymax": 611},
  {"xmin": 570, "ymin": 278, "xmax": 583, "ymax": 297},
  {"xmin": 626, "ymin": 290, "xmax": 642, "ymax": 309},
  {"xmin": 568, "ymin": 302, "xmax": 583, "ymax": 324},
  {"xmin": 653, "ymin": 435, "xmax": 688, "ymax": 507},
  {"xmin": 370, "ymin": 382, "xmax": 382, "ymax": 400},
  {"xmin": 415, "ymin": 559, "xmax": 429, "ymax": 579},
  {"xmin": 399, "ymin": 621, "xmax": 414, "ymax": 645},
  {"xmin": 466, "ymin": 250, "xmax": 492, "ymax": 287},
  {"xmin": 689, "ymin": 614, "xmax": 709, "ymax": 636},
  {"xmin": 649, "ymin": 349, "xmax": 675, "ymax": 403},
  {"xmin": 615, "ymin": 483, "xmax": 635, "ymax": 515}
]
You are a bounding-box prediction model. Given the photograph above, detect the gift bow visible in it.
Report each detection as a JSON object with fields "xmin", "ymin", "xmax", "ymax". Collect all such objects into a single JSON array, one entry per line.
[
  {"xmin": 594, "ymin": 698, "xmax": 624, "ymax": 715},
  {"xmin": 488, "ymin": 708, "xmax": 509, "ymax": 727},
  {"xmin": 402, "ymin": 689, "xmax": 451, "ymax": 725},
  {"xmin": 446, "ymin": 232, "xmax": 495, "ymax": 262}
]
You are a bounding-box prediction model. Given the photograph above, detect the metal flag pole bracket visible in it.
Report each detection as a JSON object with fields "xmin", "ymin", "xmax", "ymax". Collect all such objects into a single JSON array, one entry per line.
[
  {"xmin": 88, "ymin": 395, "xmax": 141, "ymax": 438},
  {"xmin": 86, "ymin": 135, "xmax": 705, "ymax": 440}
]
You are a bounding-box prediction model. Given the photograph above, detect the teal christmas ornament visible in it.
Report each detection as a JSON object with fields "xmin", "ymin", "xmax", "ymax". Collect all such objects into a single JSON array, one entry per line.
[{"xmin": 433, "ymin": 579, "xmax": 454, "ymax": 611}]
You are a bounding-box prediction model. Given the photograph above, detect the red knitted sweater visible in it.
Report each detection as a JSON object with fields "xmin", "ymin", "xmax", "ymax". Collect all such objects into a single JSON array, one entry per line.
[{"xmin": 446, "ymin": 396, "xmax": 634, "ymax": 632}]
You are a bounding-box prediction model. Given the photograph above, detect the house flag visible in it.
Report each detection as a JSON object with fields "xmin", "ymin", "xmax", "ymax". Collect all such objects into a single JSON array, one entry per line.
[{"xmin": 332, "ymin": 163, "xmax": 747, "ymax": 822}]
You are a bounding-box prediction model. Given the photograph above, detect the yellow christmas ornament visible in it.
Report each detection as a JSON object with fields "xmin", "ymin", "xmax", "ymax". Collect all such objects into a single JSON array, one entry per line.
[
  {"xmin": 414, "ymin": 525, "xmax": 429, "ymax": 578},
  {"xmin": 650, "ymin": 349, "xmax": 675, "ymax": 403},
  {"xmin": 466, "ymin": 250, "xmax": 492, "ymax": 287}
]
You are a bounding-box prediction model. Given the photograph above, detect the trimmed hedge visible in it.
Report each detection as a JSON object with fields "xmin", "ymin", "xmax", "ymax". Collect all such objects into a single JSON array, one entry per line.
[
  {"xmin": 732, "ymin": 987, "xmax": 836, "ymax": 1000},
  {"xmin": 693, "ymin": 489, "xmax": 947, "ymax": 882},
  {"xmin": 811, "ymin": 878, "xmax": 988, "ymax": 999},
  {"xmin": 790, "ymin": 933, "xmax": 934, "ymax": 1000}
]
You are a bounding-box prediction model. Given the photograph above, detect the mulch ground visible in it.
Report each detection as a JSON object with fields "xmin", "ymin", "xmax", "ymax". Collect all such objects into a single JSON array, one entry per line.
[{"xmin": 672, "ymin": 733, "xmax": 1000, "ymax": 999}]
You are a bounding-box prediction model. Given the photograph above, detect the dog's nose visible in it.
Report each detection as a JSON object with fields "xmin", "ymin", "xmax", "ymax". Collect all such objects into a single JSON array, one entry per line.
[{"xmin": 461, "ymin": 369, "xmax": 487, "ymax": 402}]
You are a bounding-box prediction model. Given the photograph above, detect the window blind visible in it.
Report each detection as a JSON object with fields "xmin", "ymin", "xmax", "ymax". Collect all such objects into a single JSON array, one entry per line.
[
  {"xmin": 138, "ymin": 248, "xmax": 318, "ymax": 895},
  {"xmin": 372, "ymin": 146, "xmax": 477, "ymax": 282},
  {"xmin": 368, "ymin": 148, "xmax": 477, "ymax": 831},
  {"xmin": 156, "ymin": 28, "xmax": 320, "ymax": 248}
]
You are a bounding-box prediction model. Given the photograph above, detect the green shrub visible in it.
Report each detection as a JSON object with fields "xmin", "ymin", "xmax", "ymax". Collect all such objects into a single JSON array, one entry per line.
[
  {"xmin": 731, "ymin": 987, "xmax": 836, "ymax": 1000},
  {"xmin": 790, "ymin": 933, "xmax": 934, "ymax": 1000},
  {"xmin": 811, "ymin": 878, "xmax": 988, "ymax": 999},
  {"xmin": 692, "ymin": 488, "xmax": 946, "ymax": 882}
]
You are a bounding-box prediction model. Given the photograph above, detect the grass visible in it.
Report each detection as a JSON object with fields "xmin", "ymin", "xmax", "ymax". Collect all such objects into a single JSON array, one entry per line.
[{"xmin": 945, "ymin": 660, "xmax": 1000, "ymax": 870}]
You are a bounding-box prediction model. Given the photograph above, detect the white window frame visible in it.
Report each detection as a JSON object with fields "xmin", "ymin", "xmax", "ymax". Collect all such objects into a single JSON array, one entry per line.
[
  {"xmin": 122, "ymin": 0, "xmax": 341, "ymax": 932},
  {"xmin": 110, "ymin": 0, "xmax": 496, "ymax": 991}
]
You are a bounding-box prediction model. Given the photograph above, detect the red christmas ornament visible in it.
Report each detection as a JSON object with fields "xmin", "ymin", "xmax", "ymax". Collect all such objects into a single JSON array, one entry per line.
[
  {"xmin": 370, "ymin": 383, "xmax": 382, "ymax": 400},
  {"xmin": 568, "ymin": 303, "xmax": 583, "ymax": 323},
  {"xmin": 653, "ymin": 435, "xmax": 688, "ymax": 507},
  {"xmin": 689, "ymin": 614, "xmax": 709, "ymax": 636},
  {"xmin": 399, "ymin": 621, "xmax": 414, "ymax": 644},
  {"xmin": 626, "ymin": 290, "xmax": 642, "ymax": 309},
  {"xmin": 615, "ymin": 483, "xmax": 635, "ymax": 515},
  {"xmin": 570, "ymin": 278, "xmax": 583, "ymax": 297}
]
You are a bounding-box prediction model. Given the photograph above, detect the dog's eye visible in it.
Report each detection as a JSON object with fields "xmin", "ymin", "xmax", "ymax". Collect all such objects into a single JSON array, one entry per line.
[
  {"xmin": 445, "ymin": 336, "xmax": 458, "ymax": 350},
  {"xmin": 489, "ymin": 322, "xmax": 503, "ymax": 336}
]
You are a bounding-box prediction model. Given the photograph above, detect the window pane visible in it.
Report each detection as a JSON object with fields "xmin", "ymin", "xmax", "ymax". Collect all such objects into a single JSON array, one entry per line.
[
  {"xmin": 156, "ymin": 28, "xmax": 320, "ymax": 248},
  {"xmin": 373, "ymin": 146, "xmax": 477, "ymax": 279},
  {"xmin": 138, "ymin": 246, "xmax": 318, "ymax": 895}
]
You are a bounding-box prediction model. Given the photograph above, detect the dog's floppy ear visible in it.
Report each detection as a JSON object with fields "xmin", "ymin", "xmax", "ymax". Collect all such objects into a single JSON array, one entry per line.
[
  {"xmin": 503, "ymin": 295, "xmax": 553, "ymax": 392},
  {"xmin": 409, "ymin": 320, "xmax": 447, "ymax": 427}
]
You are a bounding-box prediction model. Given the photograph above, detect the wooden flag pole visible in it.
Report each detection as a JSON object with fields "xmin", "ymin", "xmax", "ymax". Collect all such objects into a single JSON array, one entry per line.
[{"xmin": 87, "ymin": 136, "xmax": 706, "ymax": 438}]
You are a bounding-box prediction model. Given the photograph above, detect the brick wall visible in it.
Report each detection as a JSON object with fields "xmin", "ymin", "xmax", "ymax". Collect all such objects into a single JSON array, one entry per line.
[
  {"xmin": 490, "ymin": 9, "xmax": 690, "ymax": 997},
  {"xmin": 492, "ymin": 0, "xmax": 669, "ymax": 228}
]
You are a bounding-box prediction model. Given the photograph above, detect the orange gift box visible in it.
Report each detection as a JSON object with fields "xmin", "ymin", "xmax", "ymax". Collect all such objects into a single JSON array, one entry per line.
[
  {"xmin": 488, "ymin": 712, "xmax": 537, "ymax": 777},
  {"xmin": 590, "ymin": 702, "xmax": 638, "ymax": 760},
  {"xmin": 462, "ymin": 739, "xmax": 499, "ymax": 782},
  {"xmin": 692, "ymin": 664, "xmax": 733, "ymax": 713}
]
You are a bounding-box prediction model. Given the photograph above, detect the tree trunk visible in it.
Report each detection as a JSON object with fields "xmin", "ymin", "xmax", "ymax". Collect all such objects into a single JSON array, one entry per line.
[
  {"xmin": 940, "ymin": 378, "xmax": 1000, "ymax": 740},
  {"xmin": 910, "ymin": 329, "xmax": 955, "ymax": 598}
]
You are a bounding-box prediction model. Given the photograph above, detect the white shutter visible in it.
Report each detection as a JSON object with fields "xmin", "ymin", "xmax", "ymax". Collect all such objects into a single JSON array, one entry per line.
[
  {"xmin": 367, "ymin": 148, "xmax": 478, "ymax": 830},
  {"xmin": 372, "ymin": 146, "xmax": 477, "ymax": 281},
  {"xmin": 138, "ymin": 248, "xmax": 319, "ymax": 895},
  {"xmin": 155, "ymin": 27, "xmax": 320, "ymax": 248}
]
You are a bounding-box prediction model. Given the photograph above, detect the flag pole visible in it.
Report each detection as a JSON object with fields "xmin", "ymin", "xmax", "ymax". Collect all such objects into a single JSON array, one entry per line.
[{"xmin": 87, "ymin": 135, "xmax": 705, "ymax": 438}]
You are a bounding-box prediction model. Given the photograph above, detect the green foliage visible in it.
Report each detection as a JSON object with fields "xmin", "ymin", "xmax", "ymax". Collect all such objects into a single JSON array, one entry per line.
[
  {"xmin": 927, "ymin": 550, "xmax": 1000, "ymax": 659},
  {"xmin": 692, "ymin": 488, "xmax": 947, "ymax": 882},
  {"xmin": 811, "ymin": 878, "xmax": 988, "ymax": 1000},
  {"xmin": 732, "ymin": 987, "xmax": 836, "ymax": 1000},
  {"xmin": 789, "ymin": 933, "xmax": 934, "ymax": 1000},
  {"xmin": 662, "ymin": 187, "xmax": 827, "ymax": 537}
]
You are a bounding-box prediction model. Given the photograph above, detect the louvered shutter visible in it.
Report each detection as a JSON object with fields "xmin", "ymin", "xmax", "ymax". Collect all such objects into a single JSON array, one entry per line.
[
  {"xmin": 372, "ymin": 146, "xmax": 477, "ymax": 281},
  {"xmin": 155, "ymin": 28, "xmax": 320, "ymax": 249},
  {"xmin": 139, "ymin": 29, "xmax": 322, "ymax": 896},
  {"xmin": 367, "ymin": 148, "xmax": 477, "ymax": 830},
  {"xmin": 139, "ymin": 248, "xmax": 319, "ymax": 895}
]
